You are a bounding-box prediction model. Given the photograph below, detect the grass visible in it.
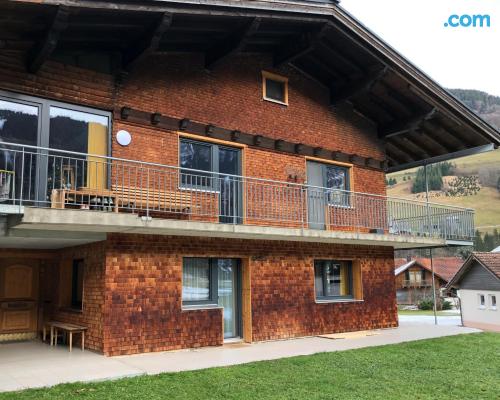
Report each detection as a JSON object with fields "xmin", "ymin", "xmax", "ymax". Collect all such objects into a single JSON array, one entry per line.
[
  {"xmin": 387, "ymin": 148, "xmax": 500, "ymax": 233},
  {"xmin": 387, "ymin": 180, "xmax": 500, "ymax": 231},
  {"xmin": 1, "ymin": 333, "xmax": 499, "ymax": 400}
]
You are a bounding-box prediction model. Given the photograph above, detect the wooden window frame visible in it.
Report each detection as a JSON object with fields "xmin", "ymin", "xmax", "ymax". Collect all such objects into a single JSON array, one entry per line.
[
  {"xmin": 314, "ymin": 259, "xmax": 363, "ymax": 302},
  {"xmin": 182, "ymin": 257, "xmax": 219, "ymax": 307},
  {"xmin": 262, "ymin": 71, "xmax": 289, "ymax": 106}
]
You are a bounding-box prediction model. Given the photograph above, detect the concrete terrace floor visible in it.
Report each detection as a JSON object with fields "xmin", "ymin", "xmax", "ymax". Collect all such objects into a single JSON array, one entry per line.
[{"xmin": 0, "ymin": 318, "xmax": 480, "ymax": 393}]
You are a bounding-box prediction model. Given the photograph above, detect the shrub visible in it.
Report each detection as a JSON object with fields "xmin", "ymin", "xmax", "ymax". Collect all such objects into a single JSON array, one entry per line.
[
  {"xmin": 441, "ymin": 300, "xmax": 453, "ymax": 310},
  {"xmin": 418, "ymin": 298, "xmax": 434, "ymax": 310}
]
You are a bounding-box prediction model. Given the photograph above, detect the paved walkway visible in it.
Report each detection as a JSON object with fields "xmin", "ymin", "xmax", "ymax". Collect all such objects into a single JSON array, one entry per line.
[{"xmin": 0, "ymin": 320, "xmax": 480, "ymax": 393}]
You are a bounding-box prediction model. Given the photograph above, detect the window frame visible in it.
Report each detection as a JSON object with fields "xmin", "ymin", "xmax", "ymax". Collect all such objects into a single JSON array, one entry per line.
[
  {"xmin": 314, "ymin": 260, "xmax": 354, "ymax": 301},
  {"xmin": 262, "ymin": 71, "xmax": 289, "ymax": 106},
  {"xmin": 321, "ymin": 163, "xmax": 351, "ymax": 207},
  {"xmin": 478, "ymin": 293, "xmax": 486, "ymax": 309},
  {"xmin": 182, "ymin": 257, "xmax": 219, "ymax": 306},
  {"xmin": 489, "ymin": 294, "xmax": 497, "ymax": 310},
  {"xmin": 179, "ymin": 138, "xmax": 242, "ymax": 191},
  {"xmin": 71, "ymin": 259, "xmax": 84, "ymax": 311}
]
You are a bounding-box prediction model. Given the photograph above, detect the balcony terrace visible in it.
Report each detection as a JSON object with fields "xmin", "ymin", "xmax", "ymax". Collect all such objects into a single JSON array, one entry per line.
[{"xmin": 0, "ymin": 142, "xmax": 474, "ymax": 249}]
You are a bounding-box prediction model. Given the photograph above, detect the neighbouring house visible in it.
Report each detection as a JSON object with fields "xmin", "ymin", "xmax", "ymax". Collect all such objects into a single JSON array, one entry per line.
[
  {"xmin": 0, "ymin": 0, "xmax": 499, "ymax": 356},
  {"xmin": 394, "ymin": 257, "xmax": 463, "ymax": 305},
  {"xmin": 447, "ymin": 252, "xmax": 500, "ymax": 332}
]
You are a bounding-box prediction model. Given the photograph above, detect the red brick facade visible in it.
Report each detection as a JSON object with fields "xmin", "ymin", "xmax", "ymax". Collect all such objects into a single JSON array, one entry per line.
[
  {"xmin": 0, "ymin": 50, "xmax": 396, "ymax": 355},
  {"xmin": 103, "ymin": 234, "xmax": 397, "ymax": 356}
]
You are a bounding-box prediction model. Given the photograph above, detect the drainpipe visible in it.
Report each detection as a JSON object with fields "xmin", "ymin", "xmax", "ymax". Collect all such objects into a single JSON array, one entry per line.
[{"xmin": 424, "ymin": 163, "xmax": 438, "ymax": 325}]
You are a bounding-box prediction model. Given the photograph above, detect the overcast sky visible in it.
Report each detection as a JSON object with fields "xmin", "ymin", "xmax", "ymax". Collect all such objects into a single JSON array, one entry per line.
[{"xmin": 341, "ymin": 0, "xmax": 500, "ymax": 96}]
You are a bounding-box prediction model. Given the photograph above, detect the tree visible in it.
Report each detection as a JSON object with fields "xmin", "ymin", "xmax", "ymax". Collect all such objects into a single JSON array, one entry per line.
[{"xmin": 473, "ymin": 230, "xmax": 484, "ymax": 251}]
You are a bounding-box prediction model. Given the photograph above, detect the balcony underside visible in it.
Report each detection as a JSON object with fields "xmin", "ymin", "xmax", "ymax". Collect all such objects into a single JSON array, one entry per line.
[{"xmin": 0, "ymin": 208, "xmax": 469, "ymax": 250}]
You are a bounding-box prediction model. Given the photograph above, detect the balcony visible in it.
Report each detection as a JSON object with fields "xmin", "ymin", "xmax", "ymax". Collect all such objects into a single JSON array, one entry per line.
[
  {"xmin": 0, "ymin": 142, "xmax": 474, "ymax": 248},
  {"xmin": 401, "ymin": 280, "xmax": 433, "ymax": 288}
]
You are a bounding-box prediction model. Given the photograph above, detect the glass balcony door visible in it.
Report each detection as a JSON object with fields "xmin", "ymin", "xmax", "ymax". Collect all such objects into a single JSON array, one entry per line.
[
  {"xmin": 0, "ymin": 90, "xmax": 110, "ymax": 207},
  {"xmin": 217, "ymin": 259, "xmax": 241, "ymax": 339}
]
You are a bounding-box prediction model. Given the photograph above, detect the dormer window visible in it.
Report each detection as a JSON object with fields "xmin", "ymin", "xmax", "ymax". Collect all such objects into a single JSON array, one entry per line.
[{"xmin": 262, "ymin": 71, "xmax": 288, "ymax": 105}]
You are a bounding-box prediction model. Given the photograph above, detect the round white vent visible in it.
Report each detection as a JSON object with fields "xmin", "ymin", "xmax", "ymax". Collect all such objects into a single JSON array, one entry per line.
[{"xmin": 116, "ymin": 130, "xmax": 131, "ymax": 146}]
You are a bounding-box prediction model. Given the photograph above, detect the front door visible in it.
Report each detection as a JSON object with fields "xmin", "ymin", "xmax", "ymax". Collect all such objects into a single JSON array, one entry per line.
[
  {"xmin": 0, "ymin": 260, "xmax": 39, "ymax": 340},
  {"xmin": 217, "ymin": 259, "xmax": 241, "ymax": 339},
  {"xmin": 218, "ymin": 147, "xmax": 242, "ymax": 224},
  {"xmin": 307, "ymin": 161, "xmax": 326, "ymax": 230}
]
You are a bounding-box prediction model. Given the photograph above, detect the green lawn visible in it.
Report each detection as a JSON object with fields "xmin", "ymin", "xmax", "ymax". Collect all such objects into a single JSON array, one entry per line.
[{"xmin": 1, "ymin": 333, "xmax": 499, "ymax": 399}]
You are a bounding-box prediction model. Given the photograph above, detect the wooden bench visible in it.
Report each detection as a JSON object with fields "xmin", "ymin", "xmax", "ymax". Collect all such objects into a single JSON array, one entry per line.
[
  {"xmin": 112, "ymin": 185, "xmax": 194, "ymax": 212},
  {"xmin": 51, "ymin": 187, "xmax": 119, "ymax": 212},
  {"xmin": 43, "ymin": 321, "xmax": 87, "ymax": 352}
]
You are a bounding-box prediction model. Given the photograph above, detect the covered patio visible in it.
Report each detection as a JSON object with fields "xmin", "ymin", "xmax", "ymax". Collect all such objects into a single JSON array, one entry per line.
[{"xmin": 0, "ymin": 319, "xmax": 480, "ymax": 393}]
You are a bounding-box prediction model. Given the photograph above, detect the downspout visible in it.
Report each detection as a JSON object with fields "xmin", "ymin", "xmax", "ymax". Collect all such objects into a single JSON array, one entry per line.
[{"xmin": 424, "ymin": 163, "xmax": 438, "ymax": 325}]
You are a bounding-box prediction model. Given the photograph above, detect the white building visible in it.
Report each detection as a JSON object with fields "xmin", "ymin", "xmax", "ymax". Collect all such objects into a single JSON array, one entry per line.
[{"xmin": 447, "ymin": 252, "xmax": 500, "ymax": 332}]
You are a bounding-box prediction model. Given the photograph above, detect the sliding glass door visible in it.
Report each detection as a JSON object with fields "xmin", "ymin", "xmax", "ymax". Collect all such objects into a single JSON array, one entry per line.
[{"xmin": 0, "ymin": 90, "xmax": 110, "ymax": 206}]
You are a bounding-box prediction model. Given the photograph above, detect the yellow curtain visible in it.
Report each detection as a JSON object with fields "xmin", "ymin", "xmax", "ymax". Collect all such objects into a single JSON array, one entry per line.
[
  {"xmin": 340, "ymin": 264, "xmax": 349, "ymax": 296},
  {"xmin": 86, "ymin": 122, "xmax": 107, "ymax": 189}
]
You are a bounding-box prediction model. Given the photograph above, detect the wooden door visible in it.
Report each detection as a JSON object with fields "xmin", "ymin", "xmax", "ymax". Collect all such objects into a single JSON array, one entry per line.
[{"xmin": 0, "ymin": 260, "xmax": 39, "ymax": 336}]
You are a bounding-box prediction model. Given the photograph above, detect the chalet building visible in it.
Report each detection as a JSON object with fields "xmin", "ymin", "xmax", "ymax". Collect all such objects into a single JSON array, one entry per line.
[
  {"xmin": 394, "ymin": 257, "xmax": 462, "ymax": 304},
  {"xmin": 0, "ymin": 0, "xmax": 499, "ymax": 356},
  {"xmin": 447, "ymin": 252, "xmax": 500, "ymax": 332}
]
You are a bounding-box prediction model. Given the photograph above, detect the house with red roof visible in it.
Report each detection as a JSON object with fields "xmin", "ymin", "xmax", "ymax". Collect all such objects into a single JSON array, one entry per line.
[{"xmin": 394, "ymin": 257, "xmax": 463, "ymax": 304}]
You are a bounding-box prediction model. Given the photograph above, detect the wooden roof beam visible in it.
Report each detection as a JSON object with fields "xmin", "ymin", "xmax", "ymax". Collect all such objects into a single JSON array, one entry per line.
[
  {"xmin": 205, "ymin": 17, "xmax": 261, "ymax": 70},
  {"xmin": 385, "ymin": 141, "xmax": 414, "ymax": 164},
  {"xmin": 318, "ymin": 39, "xmax": 364, "ymax": 75},
  {"xmin": 274, "ymin": 24, "xmax": 329, "ymax": 67},
  {"xmin": 418, "ymin": 130, "xmax": 455, "ymax": 153},
  {"xmin": 123, "ymin": 12, "xmax": 173, "ymax": 70},
  {"xmin": 330, "ymin": 66, "xmax": 388, "ymax": 105},
  {"xmin": 422, "ymin": 120, "xmax": 470, "ymax": 149},
  {"xmin": 393, "ymin": 136, "xmax": 431, "ymax": 159},
  {"xmin": 379, "ymin": 108, "xmax": 436, "ymax": 139},
  {"xmin": 27, "ymin": 6, "xmax": 70, "ymax": 73}
]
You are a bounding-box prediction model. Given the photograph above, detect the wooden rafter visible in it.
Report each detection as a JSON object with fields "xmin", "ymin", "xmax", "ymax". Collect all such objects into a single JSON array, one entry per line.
[
  {"xmin": 386, "ymin": 141, "xmax": 414, "ymax": 164},
  {"xmin": 407, "ymin": 131, "xmax": 445, "ymax": 156},
  {"xmin": 274, "ymin": 24, "xmax": 329, "ymax": 67},
  {"xmin": 422, "ymin": 120, "xmax": 469, "ymax": 149},
  {"xmin": 27, "ymin": 6, "xmax": 70, "ymax": 73},
  {"xmin": 123, "ymin": 12, "xmax": 172, "ymax": 70},
  {"xmin": 318, "ymin": 39, "xmax": 364, "ymax": 75},
  {"xmin": 379, "ymin": 108, "xmax": 436, "ymax": 139},
  {"xmin": 205, "ymin": 17, "xmax": 261, "ymax": 69},
  {"xmin": 330, "ymin": 66, "xmax": 388, "ymax": 105}
]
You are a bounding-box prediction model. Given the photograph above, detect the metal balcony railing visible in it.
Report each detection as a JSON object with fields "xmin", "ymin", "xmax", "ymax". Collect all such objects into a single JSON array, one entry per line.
[
  {"xmin": 0, "ymin": 142, "xmax": 475, "ymax": 241},
  {"xmin": 401, "ymin": 280, "xmax": 433, "ymax": 288}
]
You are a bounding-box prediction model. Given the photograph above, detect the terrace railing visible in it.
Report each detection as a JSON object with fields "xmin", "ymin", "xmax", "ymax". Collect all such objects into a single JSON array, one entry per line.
[{"xmin": 0, "ymin": 142, "xmax": 475, "ymax": 242}]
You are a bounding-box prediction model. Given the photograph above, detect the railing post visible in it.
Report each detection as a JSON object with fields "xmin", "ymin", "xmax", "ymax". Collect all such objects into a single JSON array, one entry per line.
[{"xmin": 19, "ymin": 147, "xmax": 25, "ymax": 211}]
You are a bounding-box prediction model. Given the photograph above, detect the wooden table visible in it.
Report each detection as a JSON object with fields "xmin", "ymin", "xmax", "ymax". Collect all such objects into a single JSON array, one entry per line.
[{"xmin": 43, "ymin": 321, "xmax": 87, "ymax": 352}]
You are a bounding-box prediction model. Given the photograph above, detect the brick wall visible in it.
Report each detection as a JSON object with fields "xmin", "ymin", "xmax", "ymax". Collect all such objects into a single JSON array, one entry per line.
[
  {"xmin": 0, "ymin": 52, "xmax": 386, "ymax": 198},
  {"xmin": 50, "ymin": 242, "xmax": 106, "ymax": 352},
  {"xmin": 103, "ymin": 233, "xmax": 398, "ymax": 355}
]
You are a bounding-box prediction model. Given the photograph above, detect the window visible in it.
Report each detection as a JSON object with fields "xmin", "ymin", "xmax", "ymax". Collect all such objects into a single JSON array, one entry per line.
[
  {"xmin": 71, "ymin": 259, "xmax": 84, "ymax": 310},
  {"xmin": 479, "ymin": 294, "xmax": 486, "ymax": 308},
  {"xmin": 180, "ymin": 139, "xmax": 214, "ymax": 188},
  {"xmin": 490, "ymin": 295, "xmax": 497, "ymax": 310},
  {"xmin": 179, "ymin": 138, "xmax": 241, "ymax": 189},
  {"xmin": 59, "ymin": 258, "xmax": 84, "ymax": 311},
  {"xmin": 182, "ymin": 258, "xmax": 217, "ymax": 305},
  {"xmin": 262, "ymin": 71, "xmax": 288, "ymax": 105},
  {"xmin": 0, "ymin": 90, "xmax": 111, "ymax": 204},
  {"xmin": 311, "ymin": 163, "xmax": 351, "ymax": 207},
  {"xmin": 315, "ymin": 260, "xmax": 353, "ymax": 300}
]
